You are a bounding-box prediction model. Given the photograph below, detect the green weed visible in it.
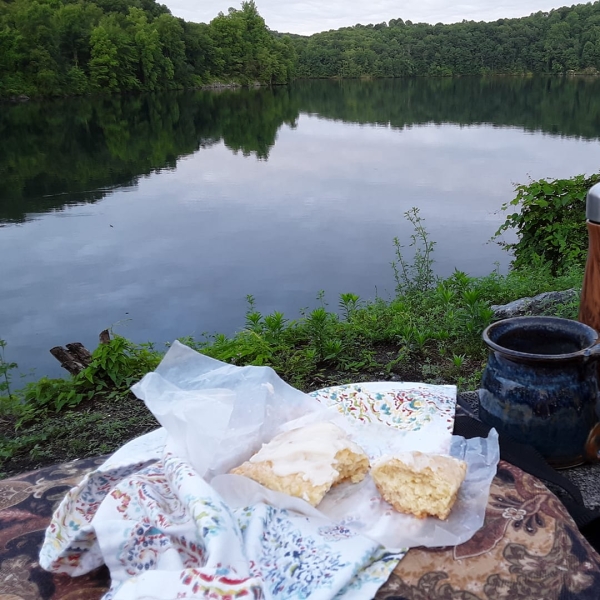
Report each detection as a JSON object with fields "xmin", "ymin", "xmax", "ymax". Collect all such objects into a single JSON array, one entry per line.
[
  {"xmin": 392, "ymin": 207, "xmax": 437, "ymax": 295},
  {"xmin": 0, "ymin": 339, "xmax": 16, "ymax": 402}
]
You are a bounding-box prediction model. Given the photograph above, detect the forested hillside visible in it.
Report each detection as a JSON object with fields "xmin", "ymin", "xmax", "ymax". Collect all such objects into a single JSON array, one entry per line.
[
  {"xmin": 0, "ymin": 0, "xmax": 296, "ymax": 97},
  {"xmin": 3, "ymin": 0, "xmax": 600, "ymax": 99},
  {"xmin": 292, "ymin": 2, "xmax": 600, "ymax": 77}
]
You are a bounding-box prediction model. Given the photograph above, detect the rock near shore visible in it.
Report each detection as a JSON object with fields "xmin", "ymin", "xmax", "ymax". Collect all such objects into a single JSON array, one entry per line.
[{"xmin": 491, "ymin": 289, "xmax": 579, "ymax": 320}]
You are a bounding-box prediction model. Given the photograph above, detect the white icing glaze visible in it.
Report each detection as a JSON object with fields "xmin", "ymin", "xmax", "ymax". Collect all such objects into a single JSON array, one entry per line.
[
  {"xmin": 249, "ymin": 421, "xmax": 363, "ymax": 486},
  {"xmin": 372, "ymin": 451, "xmax": 464, "ymax": 475}
]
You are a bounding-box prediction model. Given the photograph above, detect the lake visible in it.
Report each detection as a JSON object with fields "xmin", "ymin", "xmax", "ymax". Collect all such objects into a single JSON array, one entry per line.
[{"xmin": 2, "ymin": 76, "xmax": 600, "ymax": 379}]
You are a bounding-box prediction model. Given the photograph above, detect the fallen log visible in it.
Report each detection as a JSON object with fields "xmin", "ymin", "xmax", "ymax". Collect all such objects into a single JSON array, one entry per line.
[
  {"xmin": 49, "ymin": 346, "xmax": 87, "ymax": 375},
  {"xmin": 65, "ymin": 342, "xmax": 92, "ymax": 366},
  {"xmin": 50, "ymin": 331, "xmax": 111, "ymax": 374}
]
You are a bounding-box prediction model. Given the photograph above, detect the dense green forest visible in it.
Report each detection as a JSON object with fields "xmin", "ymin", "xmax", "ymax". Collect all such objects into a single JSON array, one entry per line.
[
  {"xmin": 0, "ymin": 0, "xmax": 296, "ymax": 97},
  {"xmin": 292, "ymin": 2, "xmax": 600, "ymax": 77},
  {"xmin": 3, "ymin": 0, "xmax": 600, "ymax": 97},
  {"xmin": 2, "ymin": 76, "xmax": 600, "ymax": 224}
]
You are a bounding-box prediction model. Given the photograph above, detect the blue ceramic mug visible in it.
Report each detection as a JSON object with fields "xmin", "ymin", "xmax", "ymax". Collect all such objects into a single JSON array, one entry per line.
[{"xmin": 479, "ymin": 316, "xmax": 600, "ymax": 469}]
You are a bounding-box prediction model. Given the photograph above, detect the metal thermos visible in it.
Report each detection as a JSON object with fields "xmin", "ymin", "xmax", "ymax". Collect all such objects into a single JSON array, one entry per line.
[{"xmin": 579, "ymin": 183, "xmax": 600, "ymax": 333}]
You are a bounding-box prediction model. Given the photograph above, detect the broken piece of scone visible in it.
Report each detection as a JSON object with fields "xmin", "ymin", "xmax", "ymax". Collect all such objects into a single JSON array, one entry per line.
[
  {"xmin": 230, "ymin": 421, "xmax": 370, "ymax": 506},
  {"xmin": 371, "ymin": 452, "xmax": 467, "ymax": 520}
]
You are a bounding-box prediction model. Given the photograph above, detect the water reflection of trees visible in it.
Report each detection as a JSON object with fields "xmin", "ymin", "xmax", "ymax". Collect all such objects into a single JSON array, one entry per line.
[
  {"xmin": 0, "ymin": 87, "xmax": 299, "ymax": 223},
  {"xmin": 2, "ymin": 76, "xmax": 600, "ymax": 223},
  {"xmin": 293, "ymin": 77, "xmax": 600, "ymax": 138}
]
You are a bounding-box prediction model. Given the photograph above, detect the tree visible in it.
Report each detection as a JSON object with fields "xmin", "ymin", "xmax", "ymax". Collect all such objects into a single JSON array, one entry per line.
[
  {"xmin": 126, "ymin": 7, "xmax": 164, "ymax": 89},
  {"xmin": 155, "ymin": 14, "xmax": 188, "ymax": 85},
  {"xmin": 54, "ymin": 2, "xmax": 102, "ymax": 67},
  {"xmin": 89, "ymin": 24, "xmax": 119, "ymax": 90}
]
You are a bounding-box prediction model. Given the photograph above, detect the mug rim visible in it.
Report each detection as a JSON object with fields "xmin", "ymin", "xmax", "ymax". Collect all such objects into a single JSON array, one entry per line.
[{"xmin": 482, "ymin": 316, "xmax": 600, "ymax": 362}]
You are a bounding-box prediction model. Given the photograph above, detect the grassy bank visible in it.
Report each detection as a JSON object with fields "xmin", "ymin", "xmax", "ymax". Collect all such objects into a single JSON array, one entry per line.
[
  {"xmin": 2, "ymin": 167, "xmax": 597, "ymax": 477},
  {"xmin": 0, "ymin": 256, "xmax": 583, "ymax": 477}
]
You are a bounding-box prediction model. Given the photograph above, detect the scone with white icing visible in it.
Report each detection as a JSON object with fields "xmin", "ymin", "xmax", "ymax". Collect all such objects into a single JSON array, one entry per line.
[
  {"xmin": 230, "ymin": 421, "xmax": 370, "ymax": 506},
  {"xmin": 371, "ymin": 452, "xmax": 467, "ymax": 520}
]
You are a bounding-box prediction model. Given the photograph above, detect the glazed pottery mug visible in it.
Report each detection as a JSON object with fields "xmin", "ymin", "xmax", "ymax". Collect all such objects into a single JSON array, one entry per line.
[{"xmin": 479, "ymin": 316, "xmax": 600, "ymax": 469}]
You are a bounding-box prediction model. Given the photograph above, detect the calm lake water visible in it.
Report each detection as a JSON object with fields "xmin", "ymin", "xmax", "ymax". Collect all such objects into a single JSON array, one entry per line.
[{"xmin": 2, "ymin": 77, "xmax": 600, "ymax": 379}]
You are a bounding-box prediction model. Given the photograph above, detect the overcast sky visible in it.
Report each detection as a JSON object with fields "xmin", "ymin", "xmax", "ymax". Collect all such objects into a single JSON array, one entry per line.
[{"xmin": 163, "ymin": 0, "xmax": 572, "ymax": 35}]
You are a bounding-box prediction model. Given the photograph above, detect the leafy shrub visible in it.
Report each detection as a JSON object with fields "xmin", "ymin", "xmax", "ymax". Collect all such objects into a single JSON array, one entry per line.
[
  {"xmin": 3, "ymin": 335, "xmax": 162, "ymax": 425},
  {"xmin": 495, "ymin": 173, "xmax": 600, "ymax": 274}
]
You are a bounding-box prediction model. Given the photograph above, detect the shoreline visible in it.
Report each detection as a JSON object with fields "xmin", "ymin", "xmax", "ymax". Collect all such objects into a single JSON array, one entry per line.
[
  {"xmin": 3, "ymin": 71, "xmax": 600, "ymax": 103},
  {"xmin": 0, "ymin": 263, "xmax": 583, "ymax": 478}
]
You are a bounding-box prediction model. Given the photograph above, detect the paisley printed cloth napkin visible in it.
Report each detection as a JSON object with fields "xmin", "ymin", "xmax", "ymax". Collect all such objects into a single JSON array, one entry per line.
[{"xmin": 39, "ymin": 428, "xmax": 403, "ymax": 599}]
